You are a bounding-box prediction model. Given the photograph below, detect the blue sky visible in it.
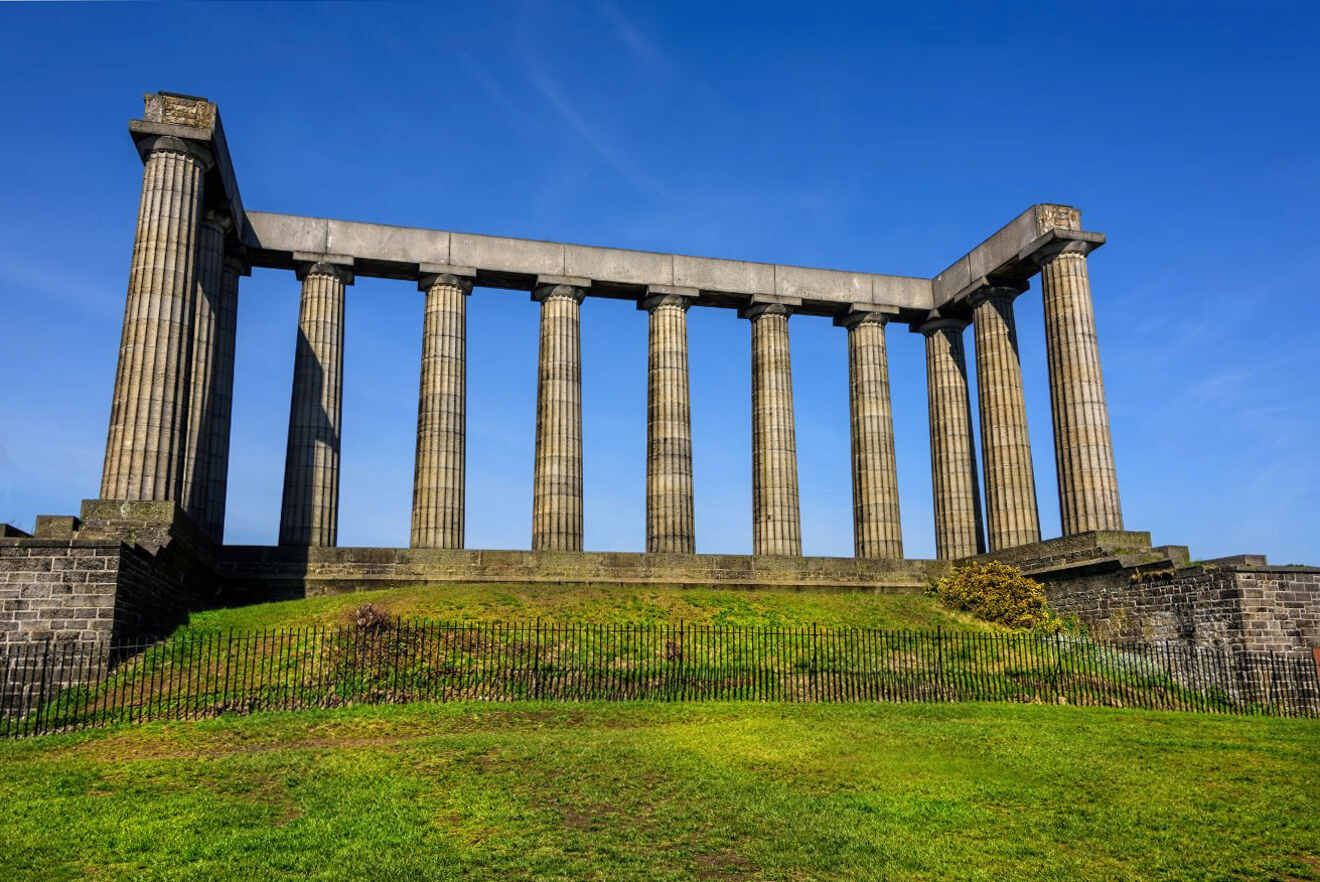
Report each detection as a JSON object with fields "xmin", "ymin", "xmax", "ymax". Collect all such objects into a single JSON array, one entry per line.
[{"xmin": 1, "ymin": 1, "xmax": 1318, "ymax": 563}]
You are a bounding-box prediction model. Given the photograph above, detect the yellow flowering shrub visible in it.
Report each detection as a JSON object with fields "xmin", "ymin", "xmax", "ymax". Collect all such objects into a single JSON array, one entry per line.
[{"xmin": 934, "ymin": 561, "xmax": 1056, "ymax": 630}]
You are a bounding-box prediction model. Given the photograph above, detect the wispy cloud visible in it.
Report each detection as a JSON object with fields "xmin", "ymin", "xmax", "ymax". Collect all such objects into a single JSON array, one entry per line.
[{"xmin": 521, "ymin": 60, "xmax": 665, "ymax": 199}]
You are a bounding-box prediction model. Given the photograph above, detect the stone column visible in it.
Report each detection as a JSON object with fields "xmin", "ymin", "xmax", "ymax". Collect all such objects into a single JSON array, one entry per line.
[
  {"xmin": 531, "ymin": 284, "xmax": 585, "ymax": 552},
  {"xmin": 411, "ymin": 272, "xmax": 472, "ymax": 549},
  {"xmin": 971, "ymin": 286, "xmax": 1041, "ymax": 550},
  {"xmin": 920, "ymin": 317, "xmax": 985, "ymax": 560},
  {"xmin": 180, "ymin": 211, "xmax": 229, "ymax": 528},
  {"xmin": 201, "ymin": 254, "xmax": 245, "ymax": 543},
  {"xmin": 278, "ymin": 262, "xmax": 351, "ymax": 547},
  {"xmin": 837, "ymin": 311, "xmax": 903, "ymax": 559},
  {"xmin": 1040, "ymin": 249, "xmax": 1123, "ymax": 534},
  {"xmin": 101, "ymin": 135, "xmax": 211, "ymax": 502},
  {"xmin": 741, "ymin": 303, "xmax": 801, "ymax": 557},
  {"xmin": 643, "ymin": 291, "xmax": 696, "ymax": 554}
]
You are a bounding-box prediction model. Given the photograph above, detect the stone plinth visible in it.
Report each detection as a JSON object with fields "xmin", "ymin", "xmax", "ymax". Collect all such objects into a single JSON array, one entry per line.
[
  {"xmin": 411, "ymin": 273, "xmax": 472, "ymax": 549},
  {"xmin": 743, "ymin": 303, "xmax": 802, "ymax": 556},
  {"xmin": 644, "ymin": 292, "xmax": 696, "ymax": 554},
  {"xmin": 279, "ymin": 263, "xmax": 350, "ymax": 547},
  {"xmin": 532, "ymin": 284, "xmax": 585, "ymax": 552}
]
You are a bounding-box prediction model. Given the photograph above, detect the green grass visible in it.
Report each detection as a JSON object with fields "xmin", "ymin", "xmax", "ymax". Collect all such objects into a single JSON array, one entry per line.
[
  {"xmin": 183, "ymin": 583, "xmax": 989, "ymax": 633},
  {"xmin": 1, "ymin": 701, "xmax": 1316, "ymax": 880}
]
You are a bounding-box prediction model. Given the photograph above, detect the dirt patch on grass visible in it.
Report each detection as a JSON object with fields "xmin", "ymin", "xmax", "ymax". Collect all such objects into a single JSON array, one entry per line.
[{"xmin": 695, "ymin": 849, "xmax": 759, "ymax": 880}]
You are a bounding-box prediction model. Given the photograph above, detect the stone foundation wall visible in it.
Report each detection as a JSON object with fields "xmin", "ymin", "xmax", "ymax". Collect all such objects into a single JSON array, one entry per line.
[
  {"xmin": 219, "ymin": 546, "xmax": 946, "ymax": 602},
  {"xmin": 1043, "ymin": 565, "xmax": 1320, "ymax": 654},
  {"xmin": 967, "ymin": 532, "xmax": 1320, "ymax": 655}
]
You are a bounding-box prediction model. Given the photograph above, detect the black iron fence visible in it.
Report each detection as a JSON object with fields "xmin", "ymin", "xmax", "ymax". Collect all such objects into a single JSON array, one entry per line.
[{"xmin": 3, "ymin": 620, "xmax": 1318, "ymax": 737}]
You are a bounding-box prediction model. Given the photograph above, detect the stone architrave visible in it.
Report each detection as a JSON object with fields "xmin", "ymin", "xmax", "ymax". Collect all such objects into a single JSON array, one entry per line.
[
  {"xmin": 531, "ymin": 283, "xmax": 586, "ymax": 552},
  {"xmin": 642, "ymin": 290, "xmax": 697, "ymax": 554},
  {"xmin": 101, "ymin": 135, "xmax": 212, "ymax": 503},
  {"xmin": 919, "ymin": 316, "xmax": 985, "ymax": 560},
  {"xmin": 970, "ymin": 285, "xmax": 1041, "ymax": 551},
  {"xmin": 741, "ymin": 302, "xmax": 802, "ymax": 557},
  {"xmin": 836, "ymin": 310, "xmax": 903, "ymax": 559},
  {"xmin": 411, "ymin": 272, "xmax": 473, "ymax": 549},
  {"xmin": 278, "ymin": 262, "xmax": 351, "ymax": 546}
]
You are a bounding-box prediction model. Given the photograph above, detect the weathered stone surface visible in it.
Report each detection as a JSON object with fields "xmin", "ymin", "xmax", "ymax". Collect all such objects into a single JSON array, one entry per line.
[
  {"xmin": 246, "ymin": 211, "xmax": 934, "ymax": 315},
  {"xmin": 180, "ymin": 211, "xmax": 228, "ymax": 532},
  {"xmin": 531, "ymin": 285, "xmax": 585, "ymax": 551},
  {"xmin": 971, "ymin": 288, "xmax": 1040, "ymax": 550},
  {"xmin": 219, "ymin": 545, "xmax": 945, "ymax": 599},
  {"xmin": 279, "ymin": 264, "xmax": 350, "ymax": 546},
  {"xmin": 644, "ymin": 294, "xmax": 696, "ymax": 553},
  {"xmin": 920, "ymin": 318, "xmax": 985, "ymax": 559},
  {"xmin": 743, "ymin": 303, "xmax": 801, "ymax": 556},
  {"xmin": 1039, "ymin": 250, "xmax": 1123, "ymax": 534},
  {"xmin": 201, "ymin": 256, "xmax": 244, "ymax": 542},
  {"xmin": 101, "ymin": 139, "xmax": 208, "ymax": 503},
  {"xmin": 838, "ymin": 312, "xmax": 902, "ymax": 559},
  {"xmin": 411, "ymin": 274, "xmax": 471, "ymax": 549}
]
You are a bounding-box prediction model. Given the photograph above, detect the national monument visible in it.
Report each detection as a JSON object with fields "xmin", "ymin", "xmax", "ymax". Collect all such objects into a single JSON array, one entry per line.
[{"xmin": 2, "ymin": 92, "xmax": 1316, "ymax": 681}]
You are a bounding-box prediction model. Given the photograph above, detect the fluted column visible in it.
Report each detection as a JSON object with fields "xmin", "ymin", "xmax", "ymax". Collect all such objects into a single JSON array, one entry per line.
[
  {"xmin": 180, "ymin": 211, "xmax": 229, "ymax": 527},
  {"xmin": 920, "ymin": 317, "xmax": 985, "ymax": 559},
  {"xmin": 838, "ymin": 311, "xmax": 903, "ymax": 559},
  {"xmin": 279, "ymin": 262, "xmax": 351, "ymax": 547},
  {"xmin": 101, "ymin": 136, "xmax": 211, "ymax": 502},
  {"xmin": 411, "ymin": 273, "xmax": 472, "ymax": 549},
  {"xmin": 201, "ymin": 255, "xmax": 245, "ymax": 542},
  {"xmin": 643, "ymin": 292, "xmax": 696, "ymax": 554},
  {"xmin": 971, "ymin": 286, "xmax": 1041, "ymax": 550},
  {"xmin": 1040, "ymin": 249, "xmax": 1123, "ymax": 534},
  {"xmin": 532, "ymin": 284, "xmax": 585, "ymax": 551},
  {"xmin": 742, "ymin": 302, "xmax": 801, "ymax": 556}
]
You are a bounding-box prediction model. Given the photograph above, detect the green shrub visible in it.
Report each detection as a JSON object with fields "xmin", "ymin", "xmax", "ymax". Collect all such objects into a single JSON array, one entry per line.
[{"xmin": 934, "ymin": 561, "xmax": 1056, "ymax": 630}]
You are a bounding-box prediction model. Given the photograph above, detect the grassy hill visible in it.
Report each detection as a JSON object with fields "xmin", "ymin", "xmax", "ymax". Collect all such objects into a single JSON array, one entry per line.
[
  {"xmin": 182, "ymin": 582, "xmax": 988, "ymax": 633},
  {"xmin": 2, "ymin": 701, "xmax": 1317, "ymax": 881}
]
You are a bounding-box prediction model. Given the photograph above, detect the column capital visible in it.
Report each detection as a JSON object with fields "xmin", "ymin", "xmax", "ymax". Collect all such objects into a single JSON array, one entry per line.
[
  {"xmin": 1020, "ymin": 229, "xmax": 1104, "ymax": 269},
  {"xmin": 738, "ymin": 299, "xmax": 796, "ymax": 321},
  {"xmin": 201, "ymin": 209, "xmax": 233, "ymax": 235},
  {"xmin": 222, "ymin": 253, "xmax": 252, "ymax": 277},
  {"xmin": 833, "ymin": 306, "xmax": 898, "ymax": 330},
  {"xmin": 133, "ymin": 134, "xmax": 215, "ymax": 171},
  {"xmin": 967, "ymin": 280, "xmax": 1028, "ymax": 308},
  {"xmin": 294, "ymin": 257, "xmax": 354, "ymax": 285},
  {"xmin": 418, "ymin": 266, "xmax": 475, "ymax": 294},
  {"xmin": 915, "ymin": 315, "xmax": 969, "ymax": 336},
  {"xmin": 532, "ymin": 282, "xmax": 585, "ymax": 304},
  {"xmin": 639, "ymin": 285, "xmax": 698, "ymax": 312}
]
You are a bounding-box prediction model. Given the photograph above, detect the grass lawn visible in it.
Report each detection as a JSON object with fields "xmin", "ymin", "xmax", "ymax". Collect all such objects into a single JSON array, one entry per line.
[
  {"xmin": 1, "ymin": 701, "xmax": 1316, "ymax": 880},
  {"xmin": 182, "ymin": 583, "xmax": 988, "ymax": 633}
]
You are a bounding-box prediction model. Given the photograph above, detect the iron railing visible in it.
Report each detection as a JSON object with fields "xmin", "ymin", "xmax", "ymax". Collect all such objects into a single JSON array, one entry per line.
[{"xmin": 3, "ymin": 621, "xmax": 1317, "ymax": 737}]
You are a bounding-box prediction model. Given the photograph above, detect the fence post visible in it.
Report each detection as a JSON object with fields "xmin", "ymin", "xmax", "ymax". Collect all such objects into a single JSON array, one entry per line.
[
  {"xmin": 802, "ymin": 623, "xmax": 813, "ymax": 697},
  {"xmin": 534, "ymin": 617, "xmax": 542, "ymax": 700},
  {"xmin": 936, "ymin": 627, "xmax": 945, "ymax": 700}
]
